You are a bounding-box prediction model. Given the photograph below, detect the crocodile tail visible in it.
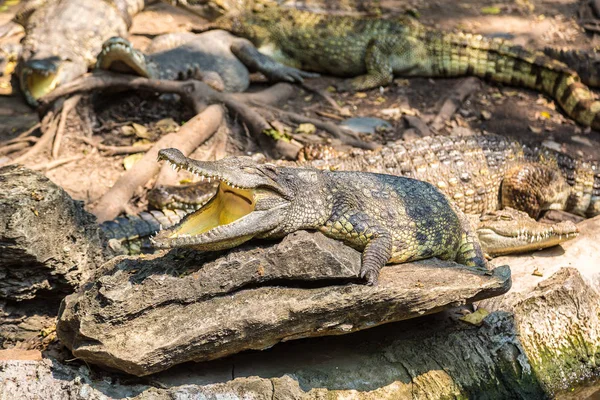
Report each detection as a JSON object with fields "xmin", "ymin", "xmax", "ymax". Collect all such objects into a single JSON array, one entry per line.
[
  {"xmin": 100, "ymin": 209, "xmax": 188, "ymax": 255},
  {"xmin": 422, "ymin": 30, "xmax": 600, "ymax": 130},
  {"xmin": 542, "ymin": 47, "xmax": 600, "ymax": 88}
]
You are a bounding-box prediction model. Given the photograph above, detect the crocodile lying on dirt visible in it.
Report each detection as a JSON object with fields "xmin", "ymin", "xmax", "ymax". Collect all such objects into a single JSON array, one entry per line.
[
  {"xmin": 5, "ymin": 0, "xmax": 145, "ymax": 105},
  {"xmin": 151, "ymin": 148, "xmax": 490, "ymax": 285},
  {"xmin": 170, "ymin": 0, "xmax": 600, "ymax": 129},
  {"xmin": 102, "ymin": 133, "xmax": 585, "ymax": 257},
  {"xmin": 95, "ymin": 30, "xmax": 316, "ymax": 92}
]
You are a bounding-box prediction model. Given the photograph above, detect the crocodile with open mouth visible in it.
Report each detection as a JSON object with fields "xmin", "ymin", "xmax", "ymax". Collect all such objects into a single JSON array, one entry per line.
[
  {"xmin": 102, "ymin": 133, "xmax": 591, "ymax": 258},
  {"xmin": 6, "ymin": 0, "xmax": 145, "ymax": 105},
  {"xmin": 152, "ymin": 148, "xmax": 490, "ymax": 285}
]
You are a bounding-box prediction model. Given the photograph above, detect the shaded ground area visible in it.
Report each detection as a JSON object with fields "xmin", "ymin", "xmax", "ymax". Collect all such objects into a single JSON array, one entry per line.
[{"xmin": 0, "ymin": 0, "xmax": 599, "ymax": 209}]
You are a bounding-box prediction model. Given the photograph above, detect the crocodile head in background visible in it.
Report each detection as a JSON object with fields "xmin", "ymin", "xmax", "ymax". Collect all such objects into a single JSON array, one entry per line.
[
  {"xmin": 95, "ymin": 37, "xmax": 159, "ymax": 79},
  {"xmin": 476, "ymin": 208, "xmax": 578, "ymax": 257},
  {"xmin": 152, "ymin": 148, "xmax": 296, "ymax": 251},
  {"xmin": 18, "ymin": 55, "xmax": 88, "ymax": 105}
]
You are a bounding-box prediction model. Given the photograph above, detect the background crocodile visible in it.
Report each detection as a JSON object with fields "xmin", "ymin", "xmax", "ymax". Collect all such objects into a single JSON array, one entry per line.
[
  {"xmin": 101, "ymin": 133, "xmax": 586, "ymax": 257},
  {"xmin": 151, "ymin": 148, "xmax": 490, "ymax": 285},
  {"xmin": 4, "ymin": 0, "xmax": 145, "ymax": 105},
  {"xmin": 95, "ymin": 30, "xmax": 316, "ymax": 92},
  {"xmin": 170, "ymin": 0, "xmax": 600, "ymax": 130}
]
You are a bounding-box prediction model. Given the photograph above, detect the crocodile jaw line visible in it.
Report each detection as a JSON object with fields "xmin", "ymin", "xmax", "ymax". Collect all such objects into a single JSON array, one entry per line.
[
  {"xmin": 477, "ymin": 225, "xmax": 579, "ymax": 256},
  {"xmin": 152, "ymin": 155, "xmax": 285, "ymax": 250}
]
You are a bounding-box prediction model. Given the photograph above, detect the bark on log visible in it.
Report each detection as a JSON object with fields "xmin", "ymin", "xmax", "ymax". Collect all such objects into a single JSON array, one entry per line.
[{"xmin": 56, "ymin": 230, "xmax": 510, "ymax": 376}]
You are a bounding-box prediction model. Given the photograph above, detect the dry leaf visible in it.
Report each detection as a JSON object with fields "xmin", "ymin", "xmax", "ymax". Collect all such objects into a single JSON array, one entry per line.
[
  {"xmin": 295, "ymin": 123, "xmax": 317, "ymax": 135},
  {"xmin": 354, "ymin": 92, "xmax": 367, "ymax": 98},
  {"xmin": 459, "ymin": 308, "xmax": 490, "ymax": 326},
  {"xmin": 529, "ymin": 125, "xmax": 542, "ymax": 134},
  {"xmin": 123, "ymin": 153, "xmax": 144, "ymax": 170},
  {"xmin": 481, "ymin": 110, "xmax": 492, "ymax": 120},
  {"xmin": 121, "ymin": 125, "xmax": 136, "ymax": 136},
  {"xmin": 132, "ymin": 123, "xmax": 154, "ymax": 140},
  {"xmin": 481, "ymin": 6, "xmax": 501, "ymax": 14},
  {"xmin": 532, "ymin": 267, "xmax": 543, "ymax": 277}
]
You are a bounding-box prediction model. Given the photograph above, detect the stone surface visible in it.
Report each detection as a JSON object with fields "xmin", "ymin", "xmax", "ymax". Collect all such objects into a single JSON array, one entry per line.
[
  {"xmin": 57, "ymin": 230, "xmax": 510, "ymax": 376},
  {"xmin": 340, "ymin": 117, "xmax": 392, "ymax": 134},
  {"xmin": 0, "ymin": 165, "xmax": 104, "ymax": 301},
  {"xmin": 0, "ymin": 165, "xmax": 104, "ymax": 347}
]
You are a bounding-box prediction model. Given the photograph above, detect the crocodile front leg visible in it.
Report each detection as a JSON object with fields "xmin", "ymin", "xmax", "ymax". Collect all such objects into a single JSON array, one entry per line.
[{"xmin": 230, "ymin": 38, "xmax": 319, "ymax": 83}]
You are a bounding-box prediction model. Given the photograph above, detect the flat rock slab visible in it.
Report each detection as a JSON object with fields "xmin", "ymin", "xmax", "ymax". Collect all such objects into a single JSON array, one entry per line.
[{"xmin": 58, "ymin": 230, "xmax": 510, "ymax": 376}]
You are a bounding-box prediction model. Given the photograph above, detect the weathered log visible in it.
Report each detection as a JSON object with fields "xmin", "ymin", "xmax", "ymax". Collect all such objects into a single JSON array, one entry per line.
[
  {"xmin": 57, "ymin": 230, "xmax": 510, "ymax": 376},
  {"xmin": 0, "ymin": 165, "xmax": 104, "ymax": 301}
]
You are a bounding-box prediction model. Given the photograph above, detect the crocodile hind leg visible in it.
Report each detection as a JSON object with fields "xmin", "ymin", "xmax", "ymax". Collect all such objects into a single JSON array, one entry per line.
[
  {"xmin": 501, "ymin": 163, "xmax": 570, "ymax": 218},
  {"xmin": 336, "ymin": 38, "xmax": 394, "ymax": 91}
]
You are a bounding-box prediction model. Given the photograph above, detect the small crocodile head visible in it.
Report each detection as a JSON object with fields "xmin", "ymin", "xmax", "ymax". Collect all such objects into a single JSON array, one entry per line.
[
  {"xmin": 96, "ymin": 37, "xmax": 158, "ymax": 78},
  {"xmin": 477, "ymin": 208, "xmax": 579, "ymax": 256},
  {"xmin": 152, "ymin": 148, "xmax": 298, "ymax": 251},
  {"xmin": 19, "ymin": 56, "xmax": 86, "ymax": 106}
]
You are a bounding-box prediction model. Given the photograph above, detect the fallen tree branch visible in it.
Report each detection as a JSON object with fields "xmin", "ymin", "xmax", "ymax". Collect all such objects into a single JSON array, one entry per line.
[
  {"xmin": 91, "ymin": 104, "xmax": 225, "ymax": 222},
  {"xmin": 29, "ymin": 154, "xmax": 86, "ymax": 171},
  {"xmin": 52, "ymin": 94, "xmax": 82, "ymax": 159},
  {"xmin": 10, "ymin": 105, "xmax": 62, "ymax": 165},
  {"xmin": 430, "ymin": 77, "xmax": 481, "ymax": 132},
  {"xmin": 77, "ymin": 137, "xmax": 154, "ymax": 156}
]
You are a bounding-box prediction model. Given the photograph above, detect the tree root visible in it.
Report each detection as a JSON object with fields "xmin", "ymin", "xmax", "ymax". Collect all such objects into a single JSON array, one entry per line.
[
  {"xmin": 430, "ymin": 77, "xmax": 480, "ymax": 132},
  {"xmin": 9, "ymin": 105, "xmax": 62, "ymax": 165},
  {"xmin": 39, "ymin": 71, "xmax": 301, "ymax": 159},
  {"xmin": 91, "ymin": 105, "xmax": 225, "ymax": 223},
  {"xmin": 257, "ymin": 103, "xmax": 379, "ymax": 150},
  {"xmin": 51, "ymin": 95, "xmax": 82, "ymax": 159},
  {"xmin": 77, "ymin": 137, "xmax": 154, "ymax": 156},
  {"xmin": 29, "ymin": 154, "xmax": 86, "ymax": 171}
]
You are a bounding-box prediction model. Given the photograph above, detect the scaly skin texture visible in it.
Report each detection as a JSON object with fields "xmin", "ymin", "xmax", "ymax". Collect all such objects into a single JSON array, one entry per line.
[
  {"xmin": 174, "ymin": 1, "xmax": 600, "ymax": 129},
  {"xmin": 543, "ymin": 47, "xmax": 600, "ymax": 89},
  {"xmin": 296, "ymin": 134, "xmax": 600, "ymax": 219},
  {"xmin": 151, "ymin": 148, "xmax": 488, "ymax": 285},
  {"xmin": 12, "ymin": 0, "xmax": 145, "ymax": 105},
  {"xmin": 102, "ymin": 134, "xmax": 587, "ymax": 257}
]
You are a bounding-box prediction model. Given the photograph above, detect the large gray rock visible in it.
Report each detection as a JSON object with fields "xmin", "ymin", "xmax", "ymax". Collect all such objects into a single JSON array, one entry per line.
[
  {"xmin": 57, "ymin": 230, "xmax": 510, "ymax": 376},
  {"xmin": 0, "ymin": 165, "xmax": 104, "ymax": 347},
  {"xmin": 0, "ymin": 165, "xmax": 104, "ymax": 301}
]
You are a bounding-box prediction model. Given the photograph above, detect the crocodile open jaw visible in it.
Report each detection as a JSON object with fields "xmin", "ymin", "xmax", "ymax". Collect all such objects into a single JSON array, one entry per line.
[{"xmin": 151, "ymin": 148, "xmax": 287, "ymax": 251}]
